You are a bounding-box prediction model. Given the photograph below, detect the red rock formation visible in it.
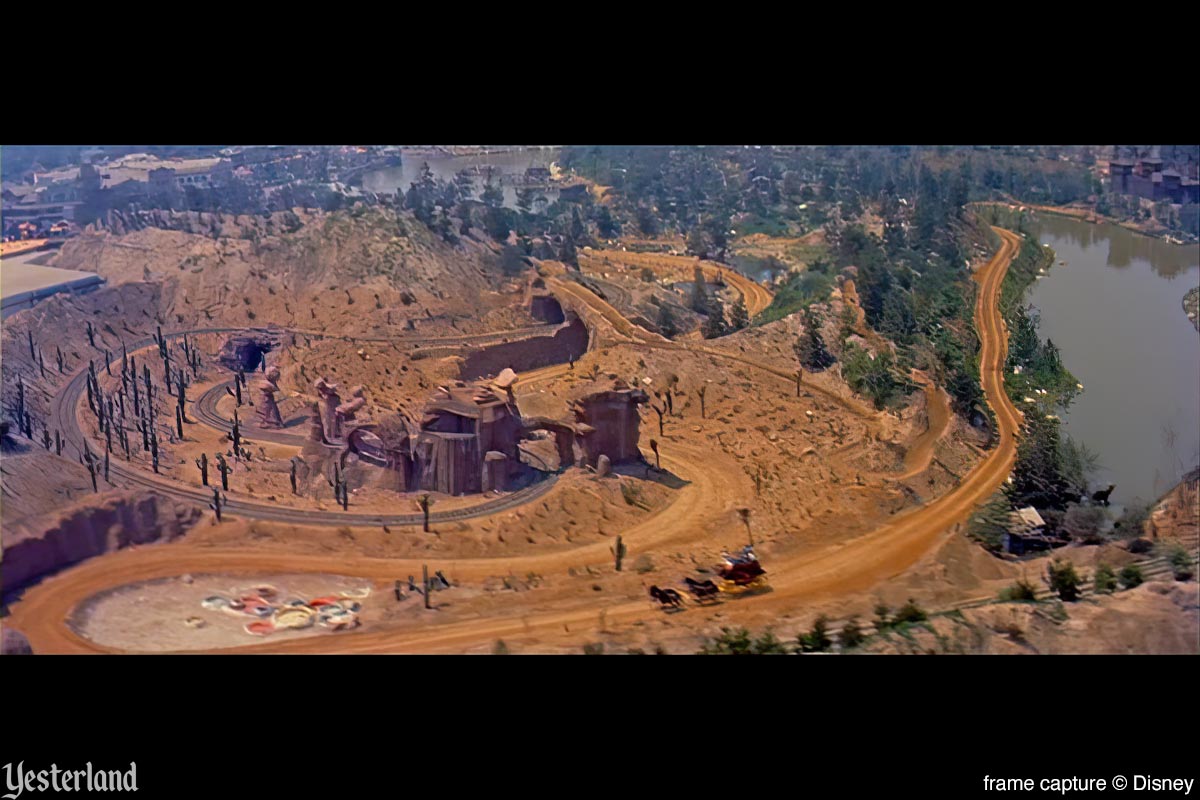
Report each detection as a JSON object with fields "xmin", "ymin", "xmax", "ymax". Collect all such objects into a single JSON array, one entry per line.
[
  {"xmin": 257, "ymin": 366, "xmax": 285, "ymax": 429},
  {"xmin": 1, "ymin": 491, "xmax": 201, "ymax": 594}
]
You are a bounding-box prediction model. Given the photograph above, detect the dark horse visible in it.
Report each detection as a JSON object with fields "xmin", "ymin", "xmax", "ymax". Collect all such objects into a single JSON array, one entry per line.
[
  {"xmin": 1092, "ymin": 484, "xmax": 1115, "ymax": 506},
  {"xmin": 649, "ymin": 585, "xmax": 684, "ymax": 609},
  {"xmin": 683, "ymin": 577, "xmax": 720, "ymax": 601}
]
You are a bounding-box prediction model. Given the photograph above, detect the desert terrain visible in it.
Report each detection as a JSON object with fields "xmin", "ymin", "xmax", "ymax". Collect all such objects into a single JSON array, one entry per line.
[{"xmin": 2, "ymin": 208, "xmax": 1196, "ymax": 655}]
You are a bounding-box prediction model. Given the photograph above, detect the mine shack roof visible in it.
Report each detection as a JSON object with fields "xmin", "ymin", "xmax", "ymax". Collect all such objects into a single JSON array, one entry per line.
[{"xmin": 1011, "ymin": 506, "xmax": 1045, "ymax": 530}]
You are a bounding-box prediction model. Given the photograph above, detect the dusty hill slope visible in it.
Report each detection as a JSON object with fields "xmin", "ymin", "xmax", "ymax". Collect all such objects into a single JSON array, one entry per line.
[{"xmin": 51, "ymin": 206, "xmax": 535, "ymax": 337}]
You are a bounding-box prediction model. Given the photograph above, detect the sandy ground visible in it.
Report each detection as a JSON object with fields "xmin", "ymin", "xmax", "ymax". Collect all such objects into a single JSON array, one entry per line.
[
  {"xmin": 72, "ymin": 573, "xmax": 375, "ymax": 652},
  {"xmin": 7, "ymin": 215, "xmax": 1196, "ymax": 655}
]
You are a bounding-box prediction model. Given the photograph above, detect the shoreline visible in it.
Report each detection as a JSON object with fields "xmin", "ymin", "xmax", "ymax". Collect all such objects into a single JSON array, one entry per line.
[
  {"xmin": 1185, "ymin": 287, "xmax": 1200, "ymax": 333},
  {"xmin": 1019, "ymin": 202, "xmax": 1195, "ymax": 245}
]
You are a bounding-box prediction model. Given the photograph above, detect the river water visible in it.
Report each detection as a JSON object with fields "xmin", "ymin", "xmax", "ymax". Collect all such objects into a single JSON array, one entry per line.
[
  {"xmin": 1024, "ymin": 214, "xmax": 1200, "ymax": 507},
  {"xmin": 361, "ymin": 149, "xmax": 559, "ymax": 209}
]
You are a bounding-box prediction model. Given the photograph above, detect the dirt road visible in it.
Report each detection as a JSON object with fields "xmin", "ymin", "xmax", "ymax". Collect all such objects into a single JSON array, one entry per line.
[{"xmin": 7, "ymin": 229, "xmax": 1024, "ymax": 654}]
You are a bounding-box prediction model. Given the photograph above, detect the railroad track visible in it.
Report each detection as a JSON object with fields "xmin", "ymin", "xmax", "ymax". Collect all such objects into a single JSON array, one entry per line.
[{"xmin": 52, "ymin": 327, "xmax": 560, "ymax": 527}]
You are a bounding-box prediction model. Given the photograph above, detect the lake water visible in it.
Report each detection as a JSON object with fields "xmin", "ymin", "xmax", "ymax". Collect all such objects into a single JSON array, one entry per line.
[
  {"xmin": 362, "ymin": 149, "xmax": 559, "ymax": 209},
  {"xmin": 1024, "ymin": 214, "xmax": 1200, "ymax": 507}
]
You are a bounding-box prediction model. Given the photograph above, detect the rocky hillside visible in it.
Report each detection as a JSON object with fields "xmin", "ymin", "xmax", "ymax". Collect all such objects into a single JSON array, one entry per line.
[{"xmin": 50, "ymin": 206, "xmax": 534, "ymax": 337}]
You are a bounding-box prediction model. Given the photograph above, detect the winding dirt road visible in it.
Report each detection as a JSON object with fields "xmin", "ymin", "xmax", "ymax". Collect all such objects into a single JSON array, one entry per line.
[{"xmin": 7, "ymin": 229, "xmax": 1024, "ymax": 653}]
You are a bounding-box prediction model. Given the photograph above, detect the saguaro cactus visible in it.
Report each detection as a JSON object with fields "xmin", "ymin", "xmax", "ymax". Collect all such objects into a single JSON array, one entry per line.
[
  {"xmin": 697, "ymin": 385, "xmax": 707, "ymax": 419},
  {"xmin": 417, "ymin": 494, "xmax": 433, "ymax": 532},
  {"xmin": 289, "ymin": 458, "xmax": 298, "ymax": 495},
  {"xmin": 210, "ymin": 488, "xmax": 222, "ymax": 522},
  {"xmin": 175, "ymin": 404, "xmax": 184, "ymax": 439},
  {"xmin": 796, "ymin": 369, "xmax": 803, "ymax": 397},
  {"xmin": 86, "ymin": 320, "xmax": 96, "ymax": 348},
  {"xmin": 611, "ymin": 535, "xmax": 627, "ymax": 572},
  {"xmin": 216, "ymin": 453, "xmax": 231, "ymax": 491},
  {"xmin": 651, "ymin": 403, "xmax": 665, "ymax": 436},
  {"xmin": 196, "ymin": 452, "xmax": 209, "ymax": 486},
  {"xmin": 423, "ymin": 565, "xmax": 431, "ymax": 610}
]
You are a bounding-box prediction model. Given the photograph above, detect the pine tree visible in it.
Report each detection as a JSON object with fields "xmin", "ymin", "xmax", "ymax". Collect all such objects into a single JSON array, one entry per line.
[
  {"xmin": 703, "ymin": 294, "xmax": 728, "ymax": 339},
  {"xmin": 794, "ymin": 306, "xmax": 836, "ymax": 370},
  {"xmin": 729, "ymin": 295, "xmax": 750, "ymax": 330}
]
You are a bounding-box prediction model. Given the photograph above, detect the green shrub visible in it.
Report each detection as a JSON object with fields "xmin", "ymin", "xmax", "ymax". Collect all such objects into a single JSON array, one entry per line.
[
  {"xmin": 797, "ymin": 616, "xmax": 832, "ymax": 652},
  {"xmin": 697, "ymin": 627, "xmax": 753, "ymax": 655},
  {"xmin": 838, "ymin": 616, "xmax": 866, "ymax": 649},
  {"xmin": 893, "ymin": 598, "xmax": 928, "ymax": 624},
  {"xmin": 1118, "ymin": 564, "xmax": 1144, "ymax": 590},
  {"xmin": 999, "ymin": 577, "xmax": 1038, "ymax": 602},
  {"xmin": 751, "ymin": 631, "xmax": 790, "ymax": 655},
  {"xmin": 1162, "ymin": 544, "xmax": 1195, "ymax": 581},
  {"xmin": 1093, "ymin": 563, "xmax": 1118, "ymax": 594},
  {"xmin": 1046, "ymin": 559, "xmax": 1084, "ymax": 601}
]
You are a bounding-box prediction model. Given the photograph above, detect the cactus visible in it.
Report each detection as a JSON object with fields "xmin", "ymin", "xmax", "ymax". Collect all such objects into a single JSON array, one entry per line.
[
  {"xmin": 55, "ymin": 429, "xmax": 62, "ymax": 456},
  {"xmin": 42, "ymin": 426, "xmax": 51, "ymax": 450},
  {"xmin": 86, "ymin": 320, "xmax": 96, "ymax": 348},
  {"xmin": 176, "ymin": 404, "xmax": 184, "ymax": 439},
  {"xmin": 216, "ymin": 453, "xmax": 231, "ymax": 490},
  {"xmin": 417, "ymin": 493, "xmax": 433, "ymax": 532},
  {"xmin": 175, "ymin": 370, "xmax": 188, "ymax": 417},
  {"xmin": 423, "ymin": 564, "xmax": 431, "ymax": 610},
  {"xmin": 196, "ymin": 452, "xmax": 209, "ymax": 486},
  {"xmin": 104, "ymin": 442, "xmax": 110, "ymax": 483},
  {"xmin": 16, "ymin": 377, "xmax": 25, "ymax": 425},
  {"xmin": 796, "ymin": 369, "xmax": 803, "ymax": 397},
  {"xmin": 231, "ymin": 411, "xmax": 241, "ymax": 456},
  {"xmin": 27, "ymin": 330, "xmax": 35, "ymax": 360},
  {"xmin": 210, "ymin": 488, "xmax": 222, "ymax": 522},
  {"xmin": 611, "ymin": 535, "xmax": 627, "ymax": 572},
  {"xmin": 104, "ymin": 349, "xmax": 112, "ymax": 376},
  {"xmin": 651, "ymin": 403, "xmax": 665, "ymax": 435},
  {"xmin": 56, "ymin": 346, "xmax": 65, "ymax": 375},
  {"xmin": 150, "ymin": 429, "xmax": 159, "ymax": 473},
  {"xmin": 289, "ymin": 459, "xmax": 297, "ymax": 495},
  {"xmin": 85, "ymin": 456, "xmax": 98, "ymax": 493},
  {"xmin": 697, "ymin": 385, "xmax": 707, "ymax": 419}
]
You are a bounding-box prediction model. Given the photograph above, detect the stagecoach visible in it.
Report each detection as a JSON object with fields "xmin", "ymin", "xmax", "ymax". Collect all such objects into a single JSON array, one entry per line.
[{"xmin": 716, "ymin": 545, "xmax": 769, "ymax": 594}]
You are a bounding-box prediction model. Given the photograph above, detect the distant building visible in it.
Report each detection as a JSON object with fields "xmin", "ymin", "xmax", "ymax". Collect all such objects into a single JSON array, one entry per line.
[{"xmin": 1110, "ymin": 157, "xmax": 1199, "ymax": 203}]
